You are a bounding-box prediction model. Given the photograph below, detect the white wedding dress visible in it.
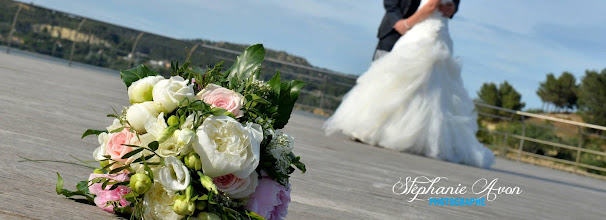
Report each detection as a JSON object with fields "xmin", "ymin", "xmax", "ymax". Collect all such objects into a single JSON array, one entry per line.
[{"xmin": 324, "ymin": 0, "xmax": 494, "ymax": 168}]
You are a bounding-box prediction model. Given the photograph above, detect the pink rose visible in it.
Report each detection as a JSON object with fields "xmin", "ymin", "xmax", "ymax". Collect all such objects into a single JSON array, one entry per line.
[
  {"xmin": 212, "ymin": 172, "xmax": 258, "ymax": 199},
  {"xmin": 106, "ymin": 128, "xmax": 138, "ymax": 163},
  {"xmin": 88, "ymin": 173, "xmax": 131, "ymax": 213},
  {"xmin": 245, "ymin": 177, "xmax": 291, "ymax": 220},
  {"xmin": 196, "ymin": 84, "xmax": 245, "ymax": 118}
]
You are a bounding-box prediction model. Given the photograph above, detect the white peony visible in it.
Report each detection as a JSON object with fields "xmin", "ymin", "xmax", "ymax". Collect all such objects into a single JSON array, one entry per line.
[
  {"xmin": 128, "ymin": 75, "xmax": 164, "ymax": 104},
  {"xmin": 158, "ymin": 156, "xmax": 190, "ymax": 192},
  {"xmin": 152, "ymin": 76, "xmax": 194, "ymax": 113},
  {"xmin": 126, "ymin": 101, "xmax": 159, "ymax": 133},
  {"xmin": 143, "ymin": 183, "xmax": 183, "ymax": 220},
  {"xmin": 193, "ymin": 115, "xmax": 263, "ymax": 178}
]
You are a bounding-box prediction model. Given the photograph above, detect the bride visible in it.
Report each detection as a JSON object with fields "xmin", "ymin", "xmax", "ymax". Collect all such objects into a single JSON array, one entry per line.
[{"xmin": 324, "ymin": 0, "xmax": 495, "ymax": 168}]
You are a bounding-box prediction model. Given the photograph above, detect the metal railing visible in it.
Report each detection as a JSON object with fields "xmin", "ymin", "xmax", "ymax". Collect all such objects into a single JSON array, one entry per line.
[{"xmin": 475, "ymin": 102, "xmax": 606, "ymax": 180}]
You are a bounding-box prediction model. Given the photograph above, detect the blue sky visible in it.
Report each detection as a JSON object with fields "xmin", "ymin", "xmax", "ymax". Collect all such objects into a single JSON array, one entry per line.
[{"xmin": 17, "ymin": 0, "xmax": 606, "ymax": 109}]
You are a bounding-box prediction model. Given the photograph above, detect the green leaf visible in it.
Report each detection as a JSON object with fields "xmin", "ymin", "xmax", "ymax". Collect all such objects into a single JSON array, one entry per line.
[
  {"xmin": 102, "ymin": 161, "xmax": 115, "ymax": 170},
  {"xmin": 148, "ymin": 141, "xmax": 159, "ymax": 151},
  {"xmin": 267, "ymin": 71, "xmax": 282, "ymax": 96},
  {"xmin": 108, "ymin": 181, "xmax": 129, "ymax": 190},
  {"xmin": 274, "ymin": 80, "xmax": 306, "ymax": 129},
  {"xmin": 121, "ymin": 144, "xmax": 142, "ymax": 148},
  {"xmin": 110, "ymin": 127, "xmax": 125, "ymax": 133},
  {"xmin": 81, "ymin": 129, "xmax": 106, "ymax": 139},
  {"xmin": 197, "ymin": 194, "xmax": 209, "ymax": 201},
  {"xmin": 249, "ymin": 94, "xmax": 270, "ymax": 105},
  {"xmin": 226, "ymin": 44, "xmax": 265, "ymax": 83},
  {"xmin": 144, "ymin": 163, "xmax": 154, "ymax": 182},
  {"xmin": 76, "ymin": 180, "xmax": 90, "ymax": 194},
  {"xmin": 210, "ymin": 107, "xmax": 227, "ymax": 116},
  {"xmin": 246, "ymin": 211, "xmax": 266, "ymax": 220},
  {"xmin": 109, "ymin": 165, "xmax": 129, "ymax": 174},
  {"xmin": 293, "ymin": 161, "xmax": 306, "ymax": 173},
  {"xmin": 121, "ymin": 148, "xmax": 144, "ymax": 159},
  {"xmin": 56, "ymin": 173, "xmax": 64, "ymax": 195},
  {"xmin": 120, "ymin": 64, "xmax": 159, "ymax": 88},
  {"xmin": 56, "ymin": 173, "xmax": 95, "ymax": 203},
  {"xmin": 133, "ymin": 154, "xmax": 156, "ymax": 163}
]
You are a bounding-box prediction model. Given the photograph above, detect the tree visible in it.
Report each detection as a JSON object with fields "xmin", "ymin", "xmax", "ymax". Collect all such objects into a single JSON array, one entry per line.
[
  {"xmin": 578, "ymin": 68, "xmax": 606, "ymax": 127},
  {"xmin": 477, "ymin": 81, "xmax": 525, "ymax": 120},
  {"xmin": 537, "ymin": 73, "xmax": 558, "ymax": 111},
  {"xmin": 537, "ymin": 72, "xmax": 578, "ymax": 112},
  {"xmin": 477, "ymin": 83, "xmax": 500, "ymax": 119},
  {"xmin": 499, "ymin": 81, "xmax": 525, "ymax": 111},
  {"xmin": 557, "ymin": 72, "xmax": 578, "ymax": 112}
]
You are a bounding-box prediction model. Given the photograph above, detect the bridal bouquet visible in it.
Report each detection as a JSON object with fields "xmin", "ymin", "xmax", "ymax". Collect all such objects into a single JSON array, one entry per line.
[{"xmin": 55, "ymin": 44, "xmax": 306, "ymax": 220}]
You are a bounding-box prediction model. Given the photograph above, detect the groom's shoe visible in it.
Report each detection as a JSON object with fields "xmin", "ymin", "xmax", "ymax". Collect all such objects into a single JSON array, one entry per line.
[{"xmin": 349, "ymin": 136, "xmax": 363, "ymax": 143}]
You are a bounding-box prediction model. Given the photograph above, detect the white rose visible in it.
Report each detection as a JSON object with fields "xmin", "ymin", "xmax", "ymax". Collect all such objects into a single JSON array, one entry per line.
[
  {"xmin": 158, "ymin": 156, "xmax": 190, "ymax": 192},
  {"xmin": 107, "ymin": 119, "xmax": 123, "ymax": 132},
  {"xmin": 193, "ymin": 115, "xmax": 263, "ymax": 178},
  {"xmin": 212, "ymin": 172, "xmax": 258, "ymax": 199},
  {"xmin": 143, "ymin": 183, "xmax": 183, "ymax": 220},
  {"xmin": 128, "ymin": 75, "xmax": 164, "ymax": 104},
  {"xmin": 126, "ymin": 101, "xmax": 159, "ymax": 133},
  {"xmin": 92, "ymin": 132, "xmax": 109, "ymax": 161},
  {"xmin": 152, "ymin": 76, "xmax": 194, "ymax": 113}
]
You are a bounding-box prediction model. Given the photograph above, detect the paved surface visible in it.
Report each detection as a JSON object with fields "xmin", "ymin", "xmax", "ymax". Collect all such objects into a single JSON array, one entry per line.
[{"xmin": 1, "ymin": 50, "xmax": 606, "ymax": 220}]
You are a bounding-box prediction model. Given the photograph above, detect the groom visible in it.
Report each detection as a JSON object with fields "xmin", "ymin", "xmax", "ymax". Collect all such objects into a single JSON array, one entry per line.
[{"xmin": 374, "ymin": 0, "xmax": 460, "ymax": 60}]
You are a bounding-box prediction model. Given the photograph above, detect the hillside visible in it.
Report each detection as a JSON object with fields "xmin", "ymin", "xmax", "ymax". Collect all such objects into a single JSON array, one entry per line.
[{"xmin": 0, "ymin": 0, "xmax": 357, "ymax": 111}]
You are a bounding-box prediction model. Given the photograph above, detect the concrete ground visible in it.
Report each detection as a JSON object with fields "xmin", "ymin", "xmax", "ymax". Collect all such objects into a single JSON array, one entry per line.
[{"xmin": 1, "ymin": 50, "xmax": 605, "ymax": 220}]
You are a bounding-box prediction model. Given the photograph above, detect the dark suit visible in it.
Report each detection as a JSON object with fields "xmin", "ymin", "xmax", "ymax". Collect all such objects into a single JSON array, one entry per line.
[{"xmin": 375, "ymin": 0, "xmax": 460, "ymax": 55}]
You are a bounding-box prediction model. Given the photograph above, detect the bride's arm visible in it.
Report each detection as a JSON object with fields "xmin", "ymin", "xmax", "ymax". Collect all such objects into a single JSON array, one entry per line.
[{"xmin": 403, "ymin": 0, "xmax": 441, "ymax": 29}]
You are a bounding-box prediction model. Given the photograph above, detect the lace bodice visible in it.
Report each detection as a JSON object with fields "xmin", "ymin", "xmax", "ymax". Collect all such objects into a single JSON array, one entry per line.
[
  {"xmin": 420, "ymin": 0, "xmax": 453, "ymax": 7},
  {"xmin": 419, "ymin": 0, "xmax": 453, "ymax": 19}
]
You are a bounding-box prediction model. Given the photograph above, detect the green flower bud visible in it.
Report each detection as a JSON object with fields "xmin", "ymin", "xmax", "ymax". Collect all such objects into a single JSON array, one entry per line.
[
  {"xmin": 199, "ymin": 174, "xmax": 218, "ymax": 195},
  {"xmin": 157, "ymin": 126, "xmax": 178, "ymax": 143},
  {"xmin": 196, "ymin": 201, "xmax": 207, "ymax": 211},
  {"xmin": 93, "ymin": 169, "xmax": 105, "ymax": 174},
  {"xmin": 198, "ymin": 212, "xmax": 221, "ymax": 220},
  {"xmin": 100, "ymin": 160, "xmax": 109, "ymax": 168},
  {"xmin": 129, "ymin": 173, "xmax": 152, "ymax": 195},
  {"xmin": 172, "ymin": 195, "xmax": 195, "ymax": 216},
  {"xmin": 184, "ymin": 152, "xmax": 202, "ymax": 171},
  {"xmin": 167, "ymin": 115, "xmax": 180, "ymax": 126}
]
